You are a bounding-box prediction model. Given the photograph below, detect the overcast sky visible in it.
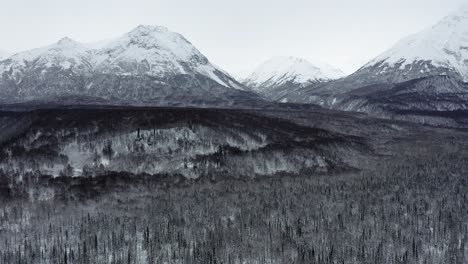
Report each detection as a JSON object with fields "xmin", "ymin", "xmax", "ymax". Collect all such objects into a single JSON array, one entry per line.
[{"xmin": 0, "ymin": 0, "xmax": 465, "ymax": 75}]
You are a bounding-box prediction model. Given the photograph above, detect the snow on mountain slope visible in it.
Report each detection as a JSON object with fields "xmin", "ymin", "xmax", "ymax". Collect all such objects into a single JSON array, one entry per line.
[
  {"xmin": 245, "ymin": 57, "xmax": 344, "ymax": 89},
  {"xmin": 95, "ymin": 25, "xmax": 202, "ymax": 74},
  {"xmin": 0, "ymin": 37, "xmax": 94, "ymax": 75},
  {"xmin": 0, "ymin": 25, "xmax": 244, "ymax": 90},
  {"xmin": 94, "ymin": 25, "xmax": 241, "ymax": 89},
  {"xmin": 242, "ymin": 56, "xmax": 344, "ymax": 100},
  {"xmin": 361, "ymin": 6, "xmax": 468, "ymax": 82},
  {"xmin": 279, "ymin": 6, "xmax": 468, "ymax": 109},
  {"xmin": 0, "ymin": 25, "xmax": 256, "ymax": 105},
  {"xmin": 274, "ymin": 6, "xmax": 468, "ymax": 115}
]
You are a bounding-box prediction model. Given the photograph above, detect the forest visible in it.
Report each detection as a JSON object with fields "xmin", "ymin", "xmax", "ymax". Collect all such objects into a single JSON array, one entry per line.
[{"xmin": 0, "ymin": 106, "xmax": 466, "ymax": 264}]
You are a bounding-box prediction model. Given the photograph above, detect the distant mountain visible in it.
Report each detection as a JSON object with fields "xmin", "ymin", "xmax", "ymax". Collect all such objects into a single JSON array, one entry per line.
[
  {"xmin": 0, "ymin": 25, "xmax": 261, "ymax": 107},
  {"xmin": 243, "ymin": 56, "xmax": 344, "ymax": 100},
  {"xmin": 278, "ymin": 7, "xmax": 468, "ymax": 115}
]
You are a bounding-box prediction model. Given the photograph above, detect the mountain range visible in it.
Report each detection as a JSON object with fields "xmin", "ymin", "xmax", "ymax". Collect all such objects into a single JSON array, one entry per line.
[
  {"xmin": 0, "ymin": 25, "xmax": 261, "ymax": 107},
  {"xmin": 277, "ymin": 7, "xmax": 468, "ymax": 115},
  {"xmin": 1, "ymin": 7, "xmax": 468, "ymax": 120}
]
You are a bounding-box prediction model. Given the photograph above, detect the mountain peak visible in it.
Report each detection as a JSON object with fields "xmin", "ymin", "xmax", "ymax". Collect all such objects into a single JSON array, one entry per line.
[
  {"xmin": 114, "ymin": 24, "xmax": 191, "ymax": 50},
  {"xmin": 57, "ymin": 36, "xmax": 74, "ymax": 43},
  {"xmin": 437, "ymin": 6, "xmax": 468, "ymax": 27},
  {"xmin": 245, "ymin": 56, "xmax": 344, "ymax": 86},
  {"xmin": 266, "ymin": 56, "xmax": 312, "ymax": 65},
  {"xmin": 129, "ymin": 25, "xmax": 170, "ymax": 35},
  {"xmin": 89, "ymin": 25, "xmax": 240, "ymax": 89},
  {"xmin": 0, "ymin": 24, "xmax": 252, "ymax": 105},
  {"xmin": 273, "ymin": 56, "xmax": 307, "ymax": 63},
  {"xmin": 0, "ymin": 36, "xmax": 91, "ymax": 75},
  {"xmin": 55, "ymin": 37, "xmax": 85, "ymax": 48},
  {"xmin": 243, "ymin": 56, "xmax": 345, "ymax": 99},
  {"xmin": 96, "ymin": 24, "xmax": 206, "ymax": 72},
  {"xmin": 361, "ymin": 7, "xmax": 468, "ymax": 82}
]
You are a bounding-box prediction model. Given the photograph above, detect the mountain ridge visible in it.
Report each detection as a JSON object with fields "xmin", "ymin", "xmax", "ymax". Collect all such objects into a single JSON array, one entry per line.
[
  {"xmin": 357, "ymin": 6, "xmax": 468, "ymax": 84},
  {"xmin": 0, "ymin": 25, "xmax": 258, "ymax": 106},
  {"xmin": 242, "ymin": 56, "xmax": 344, "ymax": 100},
  {"xmin": 276, "ymin": 7, "xmax": 468, "ymax": 115}
]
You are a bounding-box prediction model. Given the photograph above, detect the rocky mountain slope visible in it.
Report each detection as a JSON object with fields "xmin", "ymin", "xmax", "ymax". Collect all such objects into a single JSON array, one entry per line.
[
  {"xmin": 0, "ymin": 25, "xmax": 261, "ymax": 107},
  {"xmin": 243, "ymin": 56, "xmax": 344, "ymax": 100}
]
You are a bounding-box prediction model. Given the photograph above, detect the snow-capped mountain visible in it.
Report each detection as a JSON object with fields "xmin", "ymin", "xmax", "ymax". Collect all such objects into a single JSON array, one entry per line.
[
  {"xmin": 356, "ymin": 6, "xmax": 468, "ymax": 84},
  {"xmin": 277, "ymin": 7, "xmax": 468, "ymax": 115},
  {"xmin": 0, "ymin": 25, "xmax": 257, "ymax": 106},
  {"xmin": 93, "ymin": 25, "xmax": 241, "ymax": 88},
  {"xmin": 0, "ymin": 37, "xmax": 94, "ymax": 75},
  {"xmin": 243, "ymin": 56, "xmax": 344, "ymax": 100}
]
